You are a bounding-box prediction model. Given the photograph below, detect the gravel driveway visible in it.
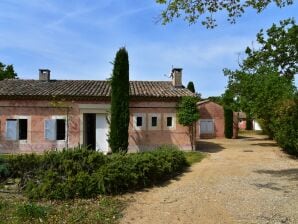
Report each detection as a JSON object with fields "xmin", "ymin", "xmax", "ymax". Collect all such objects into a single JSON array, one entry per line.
[{"xmin": 120, "ymin": 134, "xmax": 298, "ymax": 224}]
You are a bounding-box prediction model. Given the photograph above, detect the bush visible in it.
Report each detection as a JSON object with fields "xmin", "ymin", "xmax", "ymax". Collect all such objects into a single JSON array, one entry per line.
[
  {"xmin": 6, "ymin": 146, "xmax": 188, "ymax": 199},
  {"xmin": 0, "ymin": 157, "xmax": 10, "ymax": 180},
  {"xmin": 272, "ymin": 99, "xmax": 298, "ymax": 156},
  {"xmin": 224, "ymin": 107, "xmax": 233, "ymax": 138}
]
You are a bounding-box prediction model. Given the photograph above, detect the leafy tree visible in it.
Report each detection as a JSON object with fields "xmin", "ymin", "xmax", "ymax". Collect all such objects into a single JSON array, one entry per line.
[
  {"xmin": 224, "ymin": 66, "xmax": 295, "ymax": 137},
  {"xmin": 186, "ymin": 81, "xmax": 195, "ymax": 93},
  {"xmin": 243, "ymin": 18, "xmax": 298, "ymax": 79},
  {"xmin": 177, "ymin": 96, "xmax": 199, "ymax": 150},
  {"xmin": 156, "ymin": 0, "xmax": 293, "ymax": 28},
  {"xmin": 0, "ymin": 62, "xmax": 18, "ymax": 80},
  {"xmin": 108, "ymin": 48, "xmax": 130, "ymax": 153}
]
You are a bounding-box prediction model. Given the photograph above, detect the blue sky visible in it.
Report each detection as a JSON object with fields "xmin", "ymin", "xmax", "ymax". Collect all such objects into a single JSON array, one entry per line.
[{"xmin": 0, "ymin": 0, "xmax": 297, "ymax": 98}]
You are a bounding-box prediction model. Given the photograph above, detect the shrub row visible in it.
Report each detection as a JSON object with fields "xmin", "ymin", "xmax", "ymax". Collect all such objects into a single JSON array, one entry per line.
[
  {"xmin": 272, "ymin": 98, "xmax": 298, "ymax": 156},
  {"xmin": 6, "ymin": 146, "xmax": 188, "ymax": 199}
]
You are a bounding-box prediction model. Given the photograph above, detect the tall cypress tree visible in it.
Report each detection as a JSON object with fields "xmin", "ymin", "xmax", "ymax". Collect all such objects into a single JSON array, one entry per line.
[
  {"xmin": 187, "ymin": 81, "xmax": 195, "ymax": 93},
  {"xmin": 108, "ymin": 48, "xmax": 130, "ymax": 153}
]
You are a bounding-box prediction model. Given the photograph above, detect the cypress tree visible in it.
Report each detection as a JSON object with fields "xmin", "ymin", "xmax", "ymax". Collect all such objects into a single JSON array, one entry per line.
[
  {"xmin": 187, "ymin": 81, "xmax": 195, "ymax": 93},
  {"xmin": 108, "ymin": 48, "xmax": 130, "ymax": 153},
  {"xmin": 224, "ymin": 107, "xmax": 233, "ymax": 139}
]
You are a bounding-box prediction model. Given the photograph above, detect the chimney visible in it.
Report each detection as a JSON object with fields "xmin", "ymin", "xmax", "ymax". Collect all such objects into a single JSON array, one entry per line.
[
  {"xmin": 39, "ymin": 69, "xmax": 51, "ymax": 81},
  {"xmin": 171, "ymin": 68, "xmax": 183, "ymax": 87}
]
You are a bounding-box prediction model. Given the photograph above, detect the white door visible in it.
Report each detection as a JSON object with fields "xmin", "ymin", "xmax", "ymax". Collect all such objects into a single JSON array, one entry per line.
[
  {"xmin": 200, "ymin": 119, "xmax": 214, "ymax": 134},
  {"xmin": 96, "ymin": 114, "xmax": 109, "ymax": 153}
]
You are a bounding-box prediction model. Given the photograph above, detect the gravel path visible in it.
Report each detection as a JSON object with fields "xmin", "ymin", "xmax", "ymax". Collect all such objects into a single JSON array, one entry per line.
[{"xmin": 120, "ymin": 134, "xmax": 298, "ymax": 224}]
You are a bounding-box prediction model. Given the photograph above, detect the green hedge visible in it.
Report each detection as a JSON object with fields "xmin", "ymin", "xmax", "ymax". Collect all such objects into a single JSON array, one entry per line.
[
  {"xmin": 0, "ymin": 157, "xmax": 10, "ymax": 180},
  {"xmin": 272, "ymin": 99, "xmax": 298, "ymax": 156},
  {"xmin": 224, "ymin": 107, "xmax": 233, "ymax": 139},
  {"xmin": 5, "ymin": 146, "xmax": 188, "ymax": 199}
]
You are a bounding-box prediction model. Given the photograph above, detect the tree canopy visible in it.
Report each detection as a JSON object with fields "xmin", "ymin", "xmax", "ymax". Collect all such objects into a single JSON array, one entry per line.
[
  {"xmin": 243, "ymin": 18, "xmax": 298, "ymax": 79},
  {"xmin": 223, "ymin": 19, "xmax": 297, "ymax": 154},
  {"xmin": 156, "ymin": 0, "xmax": 294, "ymax": 28},
  {"xmin": 0, "ymin": 62, "xmax": 17, "ymax": 80}
]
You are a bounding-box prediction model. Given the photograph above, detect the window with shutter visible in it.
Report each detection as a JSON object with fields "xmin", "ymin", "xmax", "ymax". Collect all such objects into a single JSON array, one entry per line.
[
  {"xmin": 45, "ymin": 119, "xmax": 57, "ymax": 140},
  {"xmin": 6, "ymin": 119, "xmax": 18, "ymax": 140}
]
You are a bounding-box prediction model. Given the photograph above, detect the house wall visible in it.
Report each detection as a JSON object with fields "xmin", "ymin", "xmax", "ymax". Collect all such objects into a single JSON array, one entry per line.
[
  {"xmin": 0, "ymin": 99, "xmax": 191, "ymax": 153},
  {"xmin": 129, "ymin": 101, "xmax": 191, "ymax": 152},
  {"xmin": 196, "ymin": 101, "xmax": 238, "ymax": 139}
]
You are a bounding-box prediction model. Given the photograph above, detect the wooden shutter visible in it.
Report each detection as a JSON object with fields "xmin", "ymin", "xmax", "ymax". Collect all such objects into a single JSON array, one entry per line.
[
  {"xmin": 44, "ymin": 119, "xmax": 56, "ymax": 140},
  {"xmin": 6, "ymin": 119, "xmax": 18, "ymax": 140}
]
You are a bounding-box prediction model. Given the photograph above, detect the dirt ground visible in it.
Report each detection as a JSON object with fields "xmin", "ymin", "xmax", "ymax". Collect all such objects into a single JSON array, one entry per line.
[{"xmin": 120, "ymin": 134, "xmax": 298, "ymax": 224}]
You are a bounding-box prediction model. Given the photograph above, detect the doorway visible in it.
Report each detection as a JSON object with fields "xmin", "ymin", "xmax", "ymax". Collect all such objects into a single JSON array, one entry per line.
[{"xmin": 84, "ymin": 113, "xmax": 96, "ymax": 150}]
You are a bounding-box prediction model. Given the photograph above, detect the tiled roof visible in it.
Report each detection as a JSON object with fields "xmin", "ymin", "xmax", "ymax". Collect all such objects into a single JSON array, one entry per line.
[{"xmin": 0, "ymin": 79, "xmax": 195, "ymax": 100}]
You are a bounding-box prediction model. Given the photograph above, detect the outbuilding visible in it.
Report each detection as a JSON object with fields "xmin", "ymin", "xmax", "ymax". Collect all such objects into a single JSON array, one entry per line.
[{"xmin": 196, "ymin": 100, "xmax": 238, "ymax": 139}]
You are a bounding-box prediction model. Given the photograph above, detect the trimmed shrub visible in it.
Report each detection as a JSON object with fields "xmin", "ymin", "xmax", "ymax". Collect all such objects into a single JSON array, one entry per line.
[
  {"xmin": 245, "ymin": 118, "xmax": 253, "ymax": 130},
  {"xmin": 224, "ymin": 107, "xmax": 233, "ymax": 138},
  {"xmin": 6, "ymin": 146, "xmax": 188, "ymax": 199}
]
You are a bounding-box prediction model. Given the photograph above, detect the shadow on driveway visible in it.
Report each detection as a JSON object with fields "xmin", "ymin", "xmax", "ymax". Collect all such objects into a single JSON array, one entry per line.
[
  {"xmin": 196, "ymin": 140, "xmax": 225, "ymax": 153},
  {"xmin": 255, "ymin": 168, "xmax": 298, "ymax": 181}
]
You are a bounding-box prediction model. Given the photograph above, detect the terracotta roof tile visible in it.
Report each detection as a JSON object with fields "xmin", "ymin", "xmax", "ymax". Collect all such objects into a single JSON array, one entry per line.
[{"xmin": 0, "ymin": 79, "xmax": 195, "ymax": 100}]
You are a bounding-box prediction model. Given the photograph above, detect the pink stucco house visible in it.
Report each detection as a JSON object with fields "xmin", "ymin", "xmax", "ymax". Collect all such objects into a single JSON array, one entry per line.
[{"xmin": 0, "ymin": 68, "xmax": 196, "ymax": 154}]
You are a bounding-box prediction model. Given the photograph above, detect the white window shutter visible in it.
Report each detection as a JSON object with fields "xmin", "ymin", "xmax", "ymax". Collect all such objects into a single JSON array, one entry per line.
[
  {"xmin": 6, "ymin": 120, "xmax": 18, "ymax": 140},
  {"xmin": 45, "ymin": 119, "xmax": 56, "ymax": 140}
]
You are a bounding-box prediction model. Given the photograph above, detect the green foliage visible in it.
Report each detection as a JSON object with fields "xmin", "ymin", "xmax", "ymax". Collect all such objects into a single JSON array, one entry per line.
[
  {"xmin": 5, "ymin": 146, "xmax": 188, "ymax": 199},
  {"xmin": 246, "ymin": 118, "xmax": 253, "ymax": 130},
  {"xmin": 177, "ymin": 96, "xmax": 199, "ymax": 126},
  {"xmin": 0, "ymin": 62, "xmax": 17, "ymax": 80},
  {"xmin": 156, "ymin": 0, "xmax": 293, "ymax": 28},
  {"xmin": 272, "ymin": 98, "xmax": 298, "ymax": 155},
  {"xmin": 243, "ymin": 18, "xmax": 297, "ymax": 79},
  {"xmin": 177, "ymin": 96, "xmax": 199, "ymax": 150},
  {"xmin": 186, "ymin": 81, "xmax": 195, "ymax": 93},
  {"xmin": 223, "ymin": 19, "xmax": 297, "ymax": 154},
  {"xmin": 224, "ymin": 107, "xmax": 233, "ymax": 139},
  {"xmin": 109, "ymin": 47, "xmax": 130, "ymax": 153},
  {"xmin": 0, "ymin": 157, "xmax": 10, "ymax": 180},
  {"xmin": 15, "ymin": 203, "xmax": 49, "ymax": 221}
]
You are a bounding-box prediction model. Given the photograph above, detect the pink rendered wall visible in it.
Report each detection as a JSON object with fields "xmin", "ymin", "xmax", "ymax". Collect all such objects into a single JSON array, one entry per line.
[
  {"xmin": 0, "ymin": 99, "xmax": 192, "ymax": 153},
  {"xmin": 128, "ymin": 101, "xmax": 191, "ymax": 152},
  {"xmin": 0, "ymin": 100, "xmax": 81, "ymax": 153}
]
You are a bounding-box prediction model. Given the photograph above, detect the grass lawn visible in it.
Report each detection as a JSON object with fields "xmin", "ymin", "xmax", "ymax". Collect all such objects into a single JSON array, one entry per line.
[
  {"xmin": 184, "ymin": 151, "xmax": 205, "ymax": 165},
  {"xmin": 0, "ymin": 193, "xmax": 124, "ymax": 224}
]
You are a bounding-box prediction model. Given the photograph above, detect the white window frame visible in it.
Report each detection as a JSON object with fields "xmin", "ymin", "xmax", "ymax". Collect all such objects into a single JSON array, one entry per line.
[
  {"xmin": 148, "ymin": 113, "xmax": 161, "ymax": 130},
  {"xmin": 163, "ymin": 113, "xmax": 176, "ymax": 130},
  {"xmin": 133, "ymin": 113, "xmax": 146, "ymax": 131},
  {"xmin": 5, "ymin": 116, "xmax": 30, "ymax": 144},
  {"xmin": 44, "ymin": 115, "xmax": 67, "ymax": 142}
]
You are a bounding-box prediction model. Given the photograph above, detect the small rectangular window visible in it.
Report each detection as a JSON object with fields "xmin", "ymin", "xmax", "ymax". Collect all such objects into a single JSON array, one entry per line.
[
  {"xmin": 56, "ymin": 119, "xmax": 66, "ymax": 140},
  {"xmin": 6, "ymin": 119, "xmax": 28, "ymax": 140},
  {"xmin": 18, "ymin": 119, "xmax": 28, "ymax": 140},
  {"xmin": 136, "ymin": 117, "xmax": 143, "ymax": 127},
  {"xmin": 151, "ymin": 117, "xmax": 157, "ymax": 127},
  {"xmin": 167, "ymin": 117, "xmax": 173, "ymax": 127}
]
